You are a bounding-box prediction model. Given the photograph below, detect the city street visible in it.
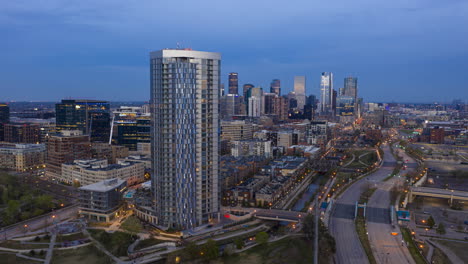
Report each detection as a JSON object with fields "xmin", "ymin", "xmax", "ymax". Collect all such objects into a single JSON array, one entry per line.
[
  {"xmin": 329, "ymin": 144, "xmax": 396, "ymax": 264},
  {"xmin": 1, "ymin": 205, "xmax": 78, "ymax": 240}
]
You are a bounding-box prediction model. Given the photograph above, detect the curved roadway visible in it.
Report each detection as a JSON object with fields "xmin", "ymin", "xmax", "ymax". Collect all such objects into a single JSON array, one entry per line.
[{"xmin": 330, "ymin": 144, "xmax": 396, "ymax": 264}]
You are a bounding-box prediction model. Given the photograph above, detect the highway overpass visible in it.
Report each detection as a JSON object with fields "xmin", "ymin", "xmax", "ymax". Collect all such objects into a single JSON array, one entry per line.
[{"xmin": 409, "ymin": 187, "xmax": 468, "ymax": 204}]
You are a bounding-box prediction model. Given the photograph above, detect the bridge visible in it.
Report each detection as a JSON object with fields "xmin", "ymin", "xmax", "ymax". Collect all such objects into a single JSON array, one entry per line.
[
  {"xmin": 409, "ymin": 187, "xmax": 468, "ymax": 204},
  {"xmin": 223, "ymin": 207, "xmax": 304, "ymax": 223}
]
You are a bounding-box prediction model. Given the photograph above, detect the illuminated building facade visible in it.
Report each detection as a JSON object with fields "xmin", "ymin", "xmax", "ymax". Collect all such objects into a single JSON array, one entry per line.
[
  {"xmin": 56, "ymin": 99, "xmax": 111, "ymax": 142},
  {"xmin": 150, "ymin": 49, "xmax": 220, "ymax": 229}
]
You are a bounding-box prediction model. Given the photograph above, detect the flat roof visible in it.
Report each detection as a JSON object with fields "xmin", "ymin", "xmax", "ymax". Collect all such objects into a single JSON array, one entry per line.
[{"xmin": 79, "ymin": 178, "xmax": 126, "ymax": 192}]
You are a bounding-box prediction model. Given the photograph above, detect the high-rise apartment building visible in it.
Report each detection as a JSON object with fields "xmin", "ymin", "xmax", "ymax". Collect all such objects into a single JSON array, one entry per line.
[
  {"xmin": 228, "ymin": 73, "xmax": 239, "ymax": 95},
  {"xmin": 150, "ymin": 49, "xmax": 220, "ymax": 229},
  {"xmin": 319, "ymin": 72, "xmax": 333, "ymax": 114},
  {"xmin": 263, "ymin": 93, "xmax": 276, "ymax": 115},
  {"xmin": 273, "ymin": 96, "xmax": 289, "ymax": 120},
  {"xmin": 294, "ymin": 76, "xmax": 306, "ymax": 110},
  {"xmin": 56, "ymin": 99, "xmax": 111, "ymax": 142},
  {"xmin": 270, "ymin": 79, "xmax": 281, "ymax": 95}
]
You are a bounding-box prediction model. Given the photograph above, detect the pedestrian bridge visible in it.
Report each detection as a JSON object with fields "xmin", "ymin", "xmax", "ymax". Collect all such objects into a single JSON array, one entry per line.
[
  {"xmin": 223, "ymin": 207, "xmax": 303, "ymax": 223},
  {"xmin": 409, "ymin": 187, "xmax": 468, "ymax": 204}
]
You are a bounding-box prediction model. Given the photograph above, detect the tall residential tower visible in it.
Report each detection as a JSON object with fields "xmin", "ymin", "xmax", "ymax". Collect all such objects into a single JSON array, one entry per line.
[{"xmin": 150, "ymin": 49, "xmax": 220, "ymax": 229}]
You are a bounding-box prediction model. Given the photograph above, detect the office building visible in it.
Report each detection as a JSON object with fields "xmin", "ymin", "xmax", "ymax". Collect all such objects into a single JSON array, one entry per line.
[
  {"xmin": 114, "ymin": 115, "xmax": 151, "ymax": 151},
  {"xmin": 45, "ymin": 130, "xmax": 91, "ymax": 180},
  {"xmin": 0, "ymin": 103, "xmax": 9, "ymax": 123},
  {"xmin": 320, "ymin": 72, "xmax": 333, "ymax": 114},
  {"xmin": 228, "ymin": 72, "xmax": 239, "ymax": 95},
  {"xmin": 246, "ymin": 87, "xmax": 263, "ymax": 117},
  {"xmin": 304, "ymin": 95, "xmax": 317, "ymax": 120},
  {"xmin": 56, "ymin": 99, "xmax": 111, "ymax": 142},
  {"xmin": 150, "ymin": 49, "xmax": 220, "ymax": 229},
  {"xmin": 221, "ymin": 120, "xmax": 253, "ymax": 141},
  {"xmin": 344, "ymin": 77, "xmax": 358, "ymax": 99},
  {"xmin": 270, "ymin": 79, "xmax": 281, "ymax": 95},
  {"xmin": 336, "ymin": 96, "xmax": 355, "ymax": 116},
  {"xmin": 220, "ymin": 94, "xmax": 243, "ymax": 119},
  {"xmin": 0, "ymin": 143, "xmax": 45, "ymax": 172},
  {"xmin": 294, "ymin": 76, "xmax": 306, "ymax": 110},
  {"xmin": 3, "ymin": 123, "xmax": 41, "ymax": 143},
  {"xmin": 78, "ymin": 178, "xmax": 127, "ymax": 222},
  {"xmin": 243, "ymin": 84, "xmax": 254, "ymax": 98}
]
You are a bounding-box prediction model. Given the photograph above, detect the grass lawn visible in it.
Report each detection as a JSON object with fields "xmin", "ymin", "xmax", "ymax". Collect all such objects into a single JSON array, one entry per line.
[
  {"xmin": 435, "ymin": 240, "xmax": 468, "ymax": 263},
  {"xmin": 431, "ymin": 246, "xmax": 452, "ymax": 264},
  {"xmin": 355, "ymin": 217, "xmax": 377, "ymax": 264},
  {"xmin": 401, "ymin": 228, "xmax": 426, "ymax": 264},
  {"xmin": 0, "ymin": 252, "xmax": 42, "ymax": 263},
  {"xmin": 88, "ymin": 229, "xmax": 135, "ymax": 257},
  {"xmin": 56, "ymin": 232, "xmax": 86, "ymax": 243},
  {"xmin": 0, "ymin": 240, "xmax": 48, "ymax": 250},
  {"xmin": 134, "ymin": 237, "xmax": 165, "ymax": 251},
  {"xmin": 216, "ymin": 236, "xmax": 314, "ymax": 264},
  {"xmin": 51, "ymin": 244, "xmax": 113, "ymax": 264}
]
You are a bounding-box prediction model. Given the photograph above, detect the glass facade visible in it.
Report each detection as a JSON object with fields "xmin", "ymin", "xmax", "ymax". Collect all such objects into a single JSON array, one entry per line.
[
  {"xmin": 228, "ymin": 72, "xmax": 238, "ymax": 95},
  {"xmin": 150, "ymin": 49, "xmax": 220, "ymax": 229},
  {"xmin": 320, "ymin": 72, "xmax": 334, "ymax": 114},
  {"xmin": 56, "ymin": 100, "xmax": 111, "ymax": 142}
]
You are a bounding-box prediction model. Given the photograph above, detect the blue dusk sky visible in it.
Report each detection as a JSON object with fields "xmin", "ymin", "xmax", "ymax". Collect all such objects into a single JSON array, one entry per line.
[{"xmin": 1, "ymin": 0, "xmax": 468, "ymax": 103}]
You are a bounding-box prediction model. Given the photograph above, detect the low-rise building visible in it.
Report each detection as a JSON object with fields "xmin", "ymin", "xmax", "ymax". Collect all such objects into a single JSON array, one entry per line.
[
  {"xmin": 0, "ymin": 143, "xmax": 45, "ymax": 171},
  {"xmin": 61, "ymin": 159, "xmax": 145, "ymax": 187},
  {"xmin": 78, "ymin": 178, "xmax": 127, "ymax": 222},
  {"xmin": 231, "ymin": 139, "xmax": 272, "ymax": 157}
]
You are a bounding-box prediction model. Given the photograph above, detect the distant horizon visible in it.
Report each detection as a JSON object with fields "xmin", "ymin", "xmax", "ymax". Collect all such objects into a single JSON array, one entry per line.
[
  {"xmin": 1, "ymin": 99, "xmax": 466, "ymax": 105},
  {"xmin": 2, "ymin": 1, "xmax": 468, "ymax": 103}
]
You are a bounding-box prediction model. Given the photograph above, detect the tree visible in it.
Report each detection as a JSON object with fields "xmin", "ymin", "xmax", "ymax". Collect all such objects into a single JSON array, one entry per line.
[
  {"xmin": 302, "ymin": 214, "xmax": 314, "ymax": 240},
  {"xmin": 121, "ymin": 216, "xmax": 143, "ymax": 234},
  {"xmin": 202, "ymin": 239, "xmax": 219, "ymax": 260},
  {"xmin": 255, "ymin": 231, "xmax": 269, "ymax": 245},
  {"xmin": 234, "ymin": 238, "xmax": 244, "ymax": 249},
  {"xmin": 436, "ymin": 223, "xmax": 446, "ymax": 235},
  {"xmin": 427, "ymin": 216, "xmax": 435, "ymax": 229},
  {"xmin": 184, "ymin": 241, "xmax": 200, "ymax": 259}
]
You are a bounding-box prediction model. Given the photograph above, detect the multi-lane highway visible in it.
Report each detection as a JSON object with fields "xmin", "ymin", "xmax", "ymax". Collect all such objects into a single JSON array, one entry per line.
[
  {"xmin": 329, "ymin": 144, "xmax": 397, "ymax": 264},
  {"xmin": 366, "ymin": 148, "xmax": 417, "ymax": 264}
]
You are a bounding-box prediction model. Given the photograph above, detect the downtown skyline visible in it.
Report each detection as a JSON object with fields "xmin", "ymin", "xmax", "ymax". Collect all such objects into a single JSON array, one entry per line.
[{"xmin": 2, "ymin": 0, "xmax": 468, "ymax": 102}]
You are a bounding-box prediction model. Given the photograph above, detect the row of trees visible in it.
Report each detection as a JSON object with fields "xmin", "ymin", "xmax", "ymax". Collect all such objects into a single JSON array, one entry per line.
[{"xmin": 0, "ymin": 172, "xmax": 56, "ymax": 226}]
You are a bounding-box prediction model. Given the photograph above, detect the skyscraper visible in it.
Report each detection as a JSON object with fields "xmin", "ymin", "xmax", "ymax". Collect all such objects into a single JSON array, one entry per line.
[
  {"xmin": 0, "ymin": 103, "xmax": 9, "ymax": 123},
  {"xmin": 228, "ymin": 72, "xmax": 239, "ymax": 95},
  {"xmin": 56, "ymin": 99, "xmax": 111, "ymax": 142},
  {"xmin": 150, "ymin": 49, "xmax": 220, "ymax": 229},
  {"xmin": 294, "ymin": 76, "xmax": 306, "ymax": 110},
  {"xmin": 344, "ymin": 77, "xmax": 358, "ymax": 99},
  {"xmin": 0, "ymin": 103, "xmax": 9, "ymax": 142},
  {"xmin": 243, "ymin": 83, "xmax": 254, "ymax": 98},
  {"xmin": 319, "ymin": 72, "xmax": 333, "ymax": 114},
  {"xmin": 270, "ymin": 79, "xmax": 281, "ymax": 95}
]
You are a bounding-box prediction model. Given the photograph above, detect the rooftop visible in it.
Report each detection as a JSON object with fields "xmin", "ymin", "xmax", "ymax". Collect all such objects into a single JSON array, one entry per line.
[{"xmin": 79, "ymin": 178, "xmax": 126, "ymax": 192}]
